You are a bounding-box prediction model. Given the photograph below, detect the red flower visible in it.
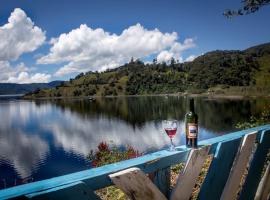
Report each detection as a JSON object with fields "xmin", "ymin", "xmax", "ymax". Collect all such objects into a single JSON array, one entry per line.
[{"xmin": 98, "ymin": 142, "xmax": 109, "ymax": 152}]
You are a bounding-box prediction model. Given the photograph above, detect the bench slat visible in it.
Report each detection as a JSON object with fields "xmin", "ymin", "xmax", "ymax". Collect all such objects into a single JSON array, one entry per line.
[
  {"xmin": 255, "ymin": 163, "xmax": 270, "ymax": 200},
  {"xmin": 109, "ymin": 167, "xmax": 167, "ymax": 200},
  {"xmin": 171, "ymin": 145, "xmax": 210, "ymax": 200},
  {"xmin": 220, "ymin": 132, "xmax": 257, "ymax": 200}
]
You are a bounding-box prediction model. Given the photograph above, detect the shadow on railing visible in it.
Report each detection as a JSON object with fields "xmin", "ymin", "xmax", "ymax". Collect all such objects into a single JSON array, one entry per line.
[{"xmin": 0, "ymin": 124, "xmax": 270, "ymax": 200}]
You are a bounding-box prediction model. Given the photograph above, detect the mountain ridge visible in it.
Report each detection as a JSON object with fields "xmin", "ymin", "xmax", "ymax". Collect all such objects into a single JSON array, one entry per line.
[{"xmin": 0, "ymin": 81, "xmax": 63, "ymax": 95}]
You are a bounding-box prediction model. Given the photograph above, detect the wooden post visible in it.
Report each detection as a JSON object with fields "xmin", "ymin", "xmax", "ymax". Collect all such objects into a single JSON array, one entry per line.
[
  {"xmin": 254, "ymin": 164, "xmax": 270, "ymax": 200},
  {"xmin": 170, "ymin": 145, "xmax": 210, "ymax": 200},
  {"xmin": 197, "ymin": 139, "xmax": 241, "ymax": 200},
  {"xmin": 220, "ymin": 132, "xmax": 257, "ymax": 200},
  {"xmin": 239, "ymin": 130, "xmax": 270, "ymax": 200},
  {"xmin": 109, "ymin": 167, "xmax": 167, "ymax": 200}
]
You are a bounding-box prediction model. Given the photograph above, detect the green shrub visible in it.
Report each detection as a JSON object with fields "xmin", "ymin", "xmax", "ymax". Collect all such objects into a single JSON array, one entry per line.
[
  {"xmin": 88, "ymin": 142, "xmax": 141, "ymax": 167},
  {"xmin": 236, "ymin": 105, "xmax": 270, "ymax": 129},
  {"xmin": 88, "ymin": 142, "xmax": 141, "ymax": 199}
]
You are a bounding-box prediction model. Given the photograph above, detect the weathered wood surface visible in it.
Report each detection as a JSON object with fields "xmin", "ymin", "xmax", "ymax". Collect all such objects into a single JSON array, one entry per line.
[
  {"xmin": 26, "ymin": 181, "xmax": 101, "ymax": 200},
  {"xmin": 239, "ymin": 130, "xmax": 270, "ymax": 200},
  {"xmin": 220, "ymin": 132, "xmax": 257, "ymax": 200},
  {"xmin": 171, "ymin": 145, "xmax": 210, "ymax": 200},
  {"xmin": 197, "ymin": 139, "xmax": 242, "ymax": 200},
  {"xmin": 109, "ymin": 167, "xmax": 167, "ymax": 200},
  {"xmin": 255, "ymin": 164, "xmax": 270, "ymax": 200}
]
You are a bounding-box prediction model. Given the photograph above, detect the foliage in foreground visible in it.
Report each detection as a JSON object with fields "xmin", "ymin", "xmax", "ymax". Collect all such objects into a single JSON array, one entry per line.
[
  {"xmin": 87, "ymin": 142, "xmax": 142, "ymax": 167},
  {"xmin": 236, "ymin": 105, "xmax": 270, "ymax": 129},
  {"xmin": 88, "ymin": 142, "xmax": 141, "ymax": 200}
]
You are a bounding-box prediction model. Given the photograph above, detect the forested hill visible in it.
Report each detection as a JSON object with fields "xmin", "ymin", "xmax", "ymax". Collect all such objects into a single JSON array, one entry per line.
[{"xmin": 25, "ymin": 42, "xmax": 270, "ymax": 98}]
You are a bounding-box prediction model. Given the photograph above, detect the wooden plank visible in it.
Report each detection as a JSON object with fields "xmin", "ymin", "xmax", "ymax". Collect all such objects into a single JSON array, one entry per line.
[
  {"xmin": 239, "ymin": 129, "xmax": 270, "ymax": 200},
  {"xmin": 26, "ymin": 181, "xmax": 101, "ymax": 200},
  {"xmin": 109, "ymin": 167, "xmax": 167, "ymax": 200},
  {"xmin": 152, "ymin": 167, "xmax": 171, "ymax": 198},
  {"xmin": 0, "ymin": 125, "xmax": 269, "ymax": 200},
  {"xmin": 220, "ymin": 132, "xmax": 257, "ymax": 200},
  {"xmin": 255, "ymin": 164, "xmax": 270, "ymax": 200},
  {"xmin": 197, "ymin": 138, "xmax": 242, "ymax": 200},
  {"xmin": 170, "ymin": 145, "xmax": 210, "ymax": 200}
]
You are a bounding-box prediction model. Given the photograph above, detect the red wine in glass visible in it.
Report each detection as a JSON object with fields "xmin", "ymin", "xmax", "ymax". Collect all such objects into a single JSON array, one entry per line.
[
  {"xmin": 162, "ymin": 120, "xmax": 178, "ymax": 151},
  {"xmin": 165, "ymin": 129, "xmax": 177, "ymax": 138}
]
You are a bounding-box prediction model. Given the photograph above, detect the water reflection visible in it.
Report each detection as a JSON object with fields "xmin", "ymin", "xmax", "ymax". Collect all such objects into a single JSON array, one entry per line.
[
  {"xmin": 0, "ymin": 130, "xmax": 48, "ymax": 178},
  {"xmin": 0, "ymin": 96, "xmax": 269, "ymax": 188}
]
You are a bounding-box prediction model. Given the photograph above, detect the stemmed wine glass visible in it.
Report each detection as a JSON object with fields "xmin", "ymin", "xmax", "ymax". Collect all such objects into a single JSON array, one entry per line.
[{"xmin": 162, "ymin": 120, "xmax": 178, "ymax": 151}]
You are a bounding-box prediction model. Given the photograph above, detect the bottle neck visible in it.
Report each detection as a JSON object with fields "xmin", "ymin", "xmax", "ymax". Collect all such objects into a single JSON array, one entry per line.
[{"xmin": 189, "ymin": 99, "xmax": 195, "ymax": 112}]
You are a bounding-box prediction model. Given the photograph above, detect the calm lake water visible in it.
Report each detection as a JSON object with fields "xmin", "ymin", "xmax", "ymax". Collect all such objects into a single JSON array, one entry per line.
[{"xmin": 0, "ymin": 96, "xmax": 269, "ymax": 189}]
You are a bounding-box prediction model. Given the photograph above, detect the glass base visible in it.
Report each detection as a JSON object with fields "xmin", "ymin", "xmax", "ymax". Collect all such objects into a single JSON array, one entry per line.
[{"xmin": 169, "ymin": 144, "xmax": 175, "ymax": 151}]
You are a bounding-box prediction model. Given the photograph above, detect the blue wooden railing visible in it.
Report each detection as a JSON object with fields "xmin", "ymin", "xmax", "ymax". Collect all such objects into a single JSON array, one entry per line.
[{"xmin": 0, "ymin": 124, "xmax": 270, "ymax": 200}]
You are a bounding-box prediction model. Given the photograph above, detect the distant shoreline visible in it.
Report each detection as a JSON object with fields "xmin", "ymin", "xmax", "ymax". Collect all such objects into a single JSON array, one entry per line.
[
  {"xmin": 0, "ymin": 94, "xmax": 24, "ymax": 97},
  {"xmin": 22, "ymin": 92, "xmax": 270, "ymax": 100},
  {"xmin": 0, "ymin": 94, "xmax": 24, "ymax": 96}
]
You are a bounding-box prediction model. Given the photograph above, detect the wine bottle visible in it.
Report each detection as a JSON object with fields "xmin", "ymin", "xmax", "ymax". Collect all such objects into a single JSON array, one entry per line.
[{"xmin": 185, "ymin": 98, "xmax": 198, "ymax": 148}]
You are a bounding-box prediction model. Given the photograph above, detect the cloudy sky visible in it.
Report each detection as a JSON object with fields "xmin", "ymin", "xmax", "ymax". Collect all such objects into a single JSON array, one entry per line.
[{"xmin": 0, "ymin": 0, "xmax": 270, "ymax": 83}]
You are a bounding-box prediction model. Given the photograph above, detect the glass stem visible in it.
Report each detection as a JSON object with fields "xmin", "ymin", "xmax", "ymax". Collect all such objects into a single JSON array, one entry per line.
[{"xmin": 170, "ymin": 138, "xmax": 174, "ymax": 151}]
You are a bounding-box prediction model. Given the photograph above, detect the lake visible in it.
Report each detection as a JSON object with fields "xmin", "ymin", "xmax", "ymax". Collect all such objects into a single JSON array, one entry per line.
[{"xmin": 0, "ymin": 96, "xmax": 269, "ymax": 189}]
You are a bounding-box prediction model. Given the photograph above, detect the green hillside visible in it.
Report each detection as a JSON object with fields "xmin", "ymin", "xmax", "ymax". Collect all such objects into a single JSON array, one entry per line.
[{"xmin": 25, "ymin": 43, "xmax": 270, "ymax": 98}]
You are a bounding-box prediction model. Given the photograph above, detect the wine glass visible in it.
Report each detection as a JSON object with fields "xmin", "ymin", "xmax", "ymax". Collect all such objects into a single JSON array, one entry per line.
[{"xmin": 162, "ymin": 120, "xmax": 178, "ymax": 151}]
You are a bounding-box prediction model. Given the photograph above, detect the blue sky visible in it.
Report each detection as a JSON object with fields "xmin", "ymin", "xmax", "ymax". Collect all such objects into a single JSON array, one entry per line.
[{"xmin": 0, "ymin": 0, "xmax": 269, "ymax": 83}]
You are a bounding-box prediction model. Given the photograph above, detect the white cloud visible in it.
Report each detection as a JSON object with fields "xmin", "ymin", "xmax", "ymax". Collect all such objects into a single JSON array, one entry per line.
[
  {"xmin": 0, "ymin": 9, "xmax": 50, "ymax": 83},
  {"xmin": 37, "ymin": 23, "xmax": 195, "ymax": 76},
  {"xmin": 7, "ymin": 71, "xmax": 51, "ymax": 84},
  {"xmin": 185, "ymin": 55, "xmax": 197, "ymax": 62},
  {"xmin": 157, "ymin": 50, "xmax": 176, "ymax": 63},
  {"xmin": 0, "ymin": 61, "xmax": 51, "ymax": 83},
  {"xmin": 157, "ymin": 38, "xmax": 196, "ymax": 63},
  {"xmin": 0, "ymin": 8, "xmax": 46, "ymax": 61}
]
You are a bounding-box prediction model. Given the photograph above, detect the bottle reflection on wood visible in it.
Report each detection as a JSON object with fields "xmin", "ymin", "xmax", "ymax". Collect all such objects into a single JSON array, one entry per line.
[{"xmin": 185, "ymin": 98, "xmax": 198, "ymax": 148}]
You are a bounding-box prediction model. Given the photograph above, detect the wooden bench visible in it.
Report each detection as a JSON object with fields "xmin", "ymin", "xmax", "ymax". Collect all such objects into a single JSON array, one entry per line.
[{"xmin": 0, "ymin": 124, "xmax": 269, "ymax": 200}]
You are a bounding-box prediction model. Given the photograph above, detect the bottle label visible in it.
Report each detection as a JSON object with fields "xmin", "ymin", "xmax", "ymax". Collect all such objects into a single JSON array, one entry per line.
[{"xmin": 188, "ymin": 123, "xmax": 198, "ymax": 138}]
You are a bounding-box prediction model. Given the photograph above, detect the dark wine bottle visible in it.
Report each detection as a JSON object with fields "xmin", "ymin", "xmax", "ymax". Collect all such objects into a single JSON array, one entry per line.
[{"xmin": 185, "ymin": 98, "xmax": 198, "ymax": 148}]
